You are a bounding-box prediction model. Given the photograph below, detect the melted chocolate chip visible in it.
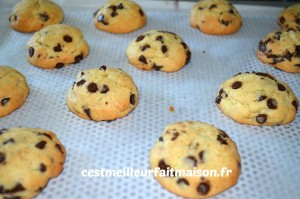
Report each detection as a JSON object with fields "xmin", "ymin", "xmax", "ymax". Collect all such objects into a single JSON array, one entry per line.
[
  {"xmin": 171, "ymin": 132, "xmax": 179, "ymax": 141},
  {"xmin": 274, "ymin": 32, "xmax": 281, "ymax": 40},
  {"xmin": 279, "ymin": 16, "xmax": 285, "ymax": 24},
  {"xmin": 187, "ymin": 156, "xmax": 197, "ymax": 167},
  {"xmin": 4, "ymin": 196, "xmax": 22, "ymax": 199},
  {"xmin": 161, "ymin": 45, "xmax": 168, "ymax": 53},
  {"xmin": 40, "ymin": 163, "xmax": 47, "ymax": 172},
  {"xmin": 138, "ymin": 55, "xmax": 147, "ymax": 64},
  {"xmin": 296, "ymin": 18, "xmax": 300, "ymax": 25},
  {"xmin": 267, "ymin": 98, "xmax": 277, "ymax": 109},
  {"xmin": 221, "ymin": 20, "xmax": 229, "ymax": 26},
  {"xmin": 256, "ymin": 114, "xmax": 267, "ymax": 124},
  {"xmin": 277, "ymin": 83, "xmax": 286, "ymax": 91},
  {"xmin": 55, "ymin": 144, "xmax": 64, "ymax": 154},
  {"xmin": 152, "ymin": 63, "xmax": 163, "ymax": 71},
  {"xmin": 55, "ymin": 62, "xmax": 64, "ymax": 69},
  {"xmin": 136, "ymin": 35, "xmax": 145, "ymax": 42},
  {"xmin": 181, "ymin": 42, "xmax": 187, "ymax": 49},
  {"xmin": 39, "ymin": 13, "xmax": 49, "ymax": 22},
  {"xmin": 199, "ymin": 150, "xmax": 205, "ymax": 162},
  {"xmin": 139, "ymin": 9, "xmax": 144, "ymax": 16},
  {"xmin": 29, "ymin": 47, "xmax": 34, "ymax": 57},
  {"xmin": 84, "ymin": 108, "xmax": 92, "ymax": 119},
  {"xmin": 74, "ymin": 53, "xmax": 83, "ymax": 64},
  {"xmin": 53, "ymin": 44, "xmax": 62, "ymax": 52},
  {"xmin": 232, "ymin": 81, "xmax": 242, "ymax": 89},
  {"xmin": 258, "ymin": 41, "xmax": 266, "ymax": 52},
  {"xmin": 254, "ymin": 72, "xmax": 275, "ymax": 80},
  {"xmin": 228, "ymin": 9, "xmax": 234, "ymax": 14},
  {"xmin": 130, "ymin": 94, "xmax": 136, "ymax": 105},
  {"xmin": 117, "ymin": 3, "xmax": 124, "ymax": 9},
  {"xmin": 209, "ymin": 4, "xmax": 217, "ymax": 10},
  {"xmin": 215, "ymin": 96, "xmax": 222, "ymax": 104},
  {"xmin": 101, "ymin": 85, "xmax": 109, "ymax": 93},
  {"xmin": 156, "ymin": 35, "xmax": 163, "ymax": 42},
  {"xmin": 0, "ymin": 183, "xmax": 25, "ymax": 194},
  {"xmin": 237, "ymin": 160, "xmax": 241, "ymax": 168},
  {"xmin": 158, "ymin": 159, "xmax": 170, "ymax": 171},
  {"xmin": 140, "ymin": 44, "xmax": 150, "ymax": 51},
  {"xmin": 197, "ymin": 182, "xmax": 210, "ymax": 195},
  {"xmin": 177, "ymin": 178, "xmax": 190, "ymax": 186},
  {"xmin": 292, "ymin": 100, "xmax": 298, "ymax": 111},
  {"xmin": 0, "ymin": 129, "xmax": 8, "ymax": 135},
  {"xmin": 258, "ymin": 95, "xmax": 267, "ymax": 101},
  {"xmin": 63, "ymin": 35, "xmax": 73, "ymax": 43},
  {"xmin": 1, "ymin": 98, "xmax": 10, "ymax": 106},
  {"xmin": 98, "ymin": 14, "xmax": 109, "ymax": 25},
  {"xmin": 0, "ymin": 152, "xmax": 5, "ymax": 164},
  {"xmin": 217, "ymin": 134, "xmax": 228, "ymax": 145},
  {"xmin": 295, "ymin": 45, "xmax": 300, "ymax": 58},
  {"xmin": 219, "ymin": 130, "xmax": 228, "ymax": 137},
  {"xmin": 284, "ymin": 51, "xmax": 292, "ymax": 61},
  {"xmin": 198, "ymin": 7, "xmax": 204, "ymax": 10},
  {"xmin": 3, "ymin": 138, "xmax": 15, "ymax": 145},
  {"xmin": 109, "ymin": 5, "xmax": 118, "ymax": 17},
  {"xmin": 185, "ymin": 50, "xmax": 191, "ymax": 65},
  {"xmin": 159, "ymin": 137, "xmax": 164, "ymax": 142},
  {"xmin": 35, "ymin": 140, "xmax": 47, "ymax": 149},
  {"xmin": 76, "ymin": 79, "xmax": 86, "ymax": 86},
  {"xmin": 87, "ymin": 83, "xmax": 98, "ymax": 93},
  {"xmin": 37, "ymin": 132, "xmax": 52, "ymax": 140},
  {"xmin": 267, "ymin": 54, "xmax": 284, "ymax": 64},
  {"xmin": 100, "ymin": 65, "xmax": 107, "ymax": 70}
]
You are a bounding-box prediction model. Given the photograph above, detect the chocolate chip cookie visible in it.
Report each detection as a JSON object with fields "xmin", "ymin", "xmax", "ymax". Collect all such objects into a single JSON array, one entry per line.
[
  {"xmin": 26, "ymin": 24, "xmax": 89, "ymax": 69},
  {"xmin": 0, "ymin": 127, "xmax": 66, "ymax": 199},
  {"xmin": 66, "ymin": 66, "xmax": 139, "ymax": 121},
  {"xmin": 9, "ymin": 0, "xmax": 64, "ymax": 33},
  {"xmin": 0, "ymin": 66, "xmax": 30, "ymax": 118},
  {"xmin": 257, "ymin": 29, "xmax": 300, "ymax": 73},
  {"xmin": 215, "ymin": 72, "xmax": 299, "ymax": 126},
  {"xmin": 278, "ymin": 3, "xmax": 300, "ymax": 31},
  {"xmin": 190, "ymin": 0, "xmax": 242, "ymax": 35},
  {"xmin": 126, "ymin": 30, "xmax": 191, "ymax": 72},
  {"xmin": 93, "ymin": 0, "xmax": 146, "ymax": 34},
  {"xmin": 149, "ymin": 121, "xmax": 241, "ymax": 198}
]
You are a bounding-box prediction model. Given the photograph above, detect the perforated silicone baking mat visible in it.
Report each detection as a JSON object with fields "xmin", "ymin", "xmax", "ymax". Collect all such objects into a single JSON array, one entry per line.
[{"xmin": 0, "ymin": 1, "xmax": 300, "ymax": 199}]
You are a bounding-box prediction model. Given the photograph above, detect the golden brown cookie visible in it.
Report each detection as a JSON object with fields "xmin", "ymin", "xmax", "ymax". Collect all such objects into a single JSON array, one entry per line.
[
  {"xmin": 0, "ymin": 66, "xmax": 30, "ymax": 118},
  {"xmin": 26, "ymin": 24, "xmax": 89, "ymax": 69},
  {"xmin": 150, "ymin": 121, "xmax": 241, "ymax": 198},
  {"xmin": 9, "ymin": 0, "xmax": 64, "ymax": 33},
  {"xmin": 190, "ymin": 0, "xmax": 242, "ymax": 35},
  {"xmin": 278, "ymin": 3, "xmax": 300, "ymax": 30},
  {"xmin": 93, "ymin": 0, "xmax": 146, "ymax": 34},
  {"xmin": 0, "ymin": 127, "xmax": 66, "ymax": 199},
  {"xmin": 66, "ymin": 66, "xmax": 139, "ymax": 121}
]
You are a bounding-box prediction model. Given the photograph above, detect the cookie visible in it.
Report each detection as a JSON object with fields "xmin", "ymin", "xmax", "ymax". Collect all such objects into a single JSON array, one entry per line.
[
  {"xmin": 126, "ymin": 30, "xmax": 191, "ymax": 72},
  {"xmin": 257, "ymin": 29, "xmax": 300, "ymax": 73},
  {"xmin": 190, "ymin": 0, "xmax": 242, "ymax": 35},
  {"xmin": 93, "ymin": 0, "xmax": 146, "ymax": 34},
  {"xmin": 278, "ymin": 3, "xmax": 300, "ymax": 31},
  {"xmin": 26, "ymin": 24, "xmax": 89, "ymax": 69},
  {"xmin": 0, "ymin": 66, "xmax": 30, "ymax": 118},
  {"xmin": 0, "ymin": 127, "xmax": 66, "ymax": 199},
  {"xmin": 66, "ymin": 66, "xmax": 139, "ymax": 121},
  {"xmin": 9, "ymin": 0, "xmax": 64, "ymax": 33},
  {"xmin": 215, "ymin": 72, "xmax": 299, "ymax": 126},
  {"xmin": 149, "ymin": 121, "xmax": 241, "ymax": 199}
]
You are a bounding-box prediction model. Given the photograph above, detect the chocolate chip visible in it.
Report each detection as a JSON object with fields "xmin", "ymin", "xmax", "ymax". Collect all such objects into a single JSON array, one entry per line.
[
  {"xmin": 171, "ymin": 132, "xmax": 179, "ymax": 141},
  {"xmin": 258, "ymin": 41, "xmax": 267, "ymax": 52},
  {"xmin": 209, "ymin": 4, "xmax": 217, "ymax": 10},
  {"xmin": 254, "ymin": 72, "xmax": 275, "ymax": 80},
  {"xmin": 237, "ymin": 160, "xmax": 241, "ymax": 168},
  {"xmin": 29, "ymin": 47, "xmax": 34, "ymax": 57},
  {"xmin": 87, "ymin": 83, "xmax": 98, "ymax": 93},
  {"xmin": 0, "ymin": 152, "xmax": 5, "ymax": 164},
  {"xmin": 63, "ymin": 35, "xmax": 73, "ymax": 43},
  {"xmin": 267, "ymin": 98, "xmax": 277, "ymax": 109},
  {"xmin": 1, "ymin": 183, "xmax": 25, "ymax": 194},
  {"xmin": 140, "ymin": 44, "xmax": 150, "ymax": 51},
  {"xmin": 161, "ymin": 45, "xmax": 168, "ymax": 53},
  {"xmin": 93, "ymin": 9, "xmax": 100, "ymax": 17},
  {"xmin": 74, "ymin": 53, "xmax": 83, "ymax": 64},
  {"xmin": 13, "ymin": 14, "xmax": 17, "ymax": 21},
  {"xmin": 117, "ymin": 3, "xmax": 124, "ymax": 9},
  {"xmin": 1, "ymin": 98, "xmax": 10, "ymax": 106},
  {"xmin": 55, "ymin": 144, "xmax": 64, "ymax": 154},
  {"xmin": 158, "ymin": 159, "xmax": 170, "ymax": 171},
  {"xmin": 38, "ymin": 163, "xmax": 46, "ymax": 172},
  {"xmin": 3, "ymin": 138, "xmax": 14, "ymax": 145},
  {"xmin": 55, "ymin": 62, "xmax": 64, "ymax": 69},
  {"xmin": 100, "ymin": 65, "xmax": 107, "ymax": 70},
  {"xmin": 109, "ymin": 5, "xmax": 118, "ymax": 17},
  {"xmin": 152, "ymin": 63, "xmax": 163, "ymax": 71},
  {"xmin": 185, "ymin": 50, "xmax": 191, "ymax": 65},
  {"xmin": 138, "ymin": 55, "xmax": 147, "ymax": 64},
  {"xmin": 187, "ymin": 156, "xmax": 197, "ymax": 167},
  {"xmin": 267, "ymin": 54, "xmax": 284, "ymax": 64},
  {"xmin": 256, "ymin": 114, "xmax": 267, "ymax": 124},
  {"xmin": 4, "ymin": 196, "xmax": 22, "ymax": 199},
  {"xmin": 53, "ymin": 44, "xmax": 62, "ymax": 52},
  {"xmin": 39, "ymin": 13, "xmax": 49, "ymax": 22},
  {"xmin": 219, "ymin": 88, "xmax": 228, "ymax": 97},
  {"xmin": 279, "ymin": 16, "xmax": 285, "ymax": 24},
  {"xmin": 136, "ymin": 35, "xmax": 145, "ymax": 42},
  {"xmin": 37, "ymin": 132, "xmax": 52, "ymax": 140},
  {"xmin": 228, "ymin": 9, "xmax": 234, "ymax": 14},
  {"xmin": 295, "ymin": 45, "xmax": 300, "ymax": 58},
  {"xmin": 292, "ymin": 100, "xmax": 298, "ymax": 111},
  {"xmin": 215, "ymin": 96, "xmax": 222, "ymax": 104},
  {"xmin": 84, "ymin": 108, "xmax": 92, "ymax": 119},
  {"xmin": 284, "ymin": 51, "xmax": 292, "ymax": 61},
  {"xmin": 219, "ymin": 130, "xmax": 228, "ymax": 137},
  {"xmin": 177, "ymin": 178, "xmax": 190, "ymax": 186},
  {"xmin": 232, "ymin": 81, "xmax": 242, "ymax": 89},
  {"xmin": 181, "ymin": 42, "xmax": 187, "ymax": 49},
  {"xmin": 156, "ymin": 36, "xmax": 163, "ymax": 42},
  {"xmin": 98, "ymin": 14, "xmax": 109, "ymax": 25},
  {"xmin": 221, "ymin": 19, "xmax": 229, "ymax": 26},
  {"xmin": 198, "ymin": 7, "xmax": 204, "ymax": 10},
  {"xmin": 197, "ymin": 182, "xmax": 210, "ymax": 195},
  {"xmin": 130, "ymin": 94, "xmax": 136, "ymax": 105},
  {"xmin": 76, "ymin": 79, "xmax": 86, "ymax": 86},
  {"xmin": 296, "ymin": 18, "xmax": 300, "ymax": 25},
  {"xmin": 0, "ymin": 128, "xmax": 8, "ymax": 135},
  {"xmin": 101, "ymin": 85, "xmax": 109, "ymax": 93},
  {"xmin": 139, "ymin": 9, "xmax": 144, "ymax": 16},
  {"xmin": 35, "ymin": 141, "xmax": 47, "ymax": 149},
  {"xmin": 159, "ymin": 137, "xmax": 164, "ymax": 142},
  {"xmin": 199, "ymin": 150, "xmax": 205, "ymax": 162},
  {"xmin": 277, "ymin": 83, "xmax": 286, "ymax": 91},
  {"xmin": 217, "ymin": 134, "xmax": 228, "ymax": 145},
  {"xmin": 258, "ymin": 95, "xmax": 267, "ymax": 101}
]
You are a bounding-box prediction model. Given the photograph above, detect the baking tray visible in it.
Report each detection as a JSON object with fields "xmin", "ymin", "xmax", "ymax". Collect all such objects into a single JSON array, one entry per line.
[{"xmin": 0, "ymin": 1, "xmax": 300, "ymax": 199}]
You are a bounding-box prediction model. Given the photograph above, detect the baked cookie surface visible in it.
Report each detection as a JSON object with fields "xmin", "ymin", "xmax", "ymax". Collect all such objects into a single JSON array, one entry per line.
[
  {"xmin": 257, "ymin": 29, "xmax": 300, "ymax": 73},
  {"xmin": 93, "ymin": 0, "xmax": 146, "ymax": 33},
  {"xmin": 26, "ymin": 24, "xmax": 89, "ymax": 69},
  {"xmin": 9, "ymin": 0, "xmax": 64, "ymax": 33},
  {"xmin": 126, "ymin": 30, "xmax": 191, "ymax": 72},
  {"xmin": 0, "ymin": 66, "xmax": 30, "ymax": 118},
  {"xmin": 66, "ymin": 66, "xmax": 139, "ymax": 121},
  {"xmin": 0, "ymin": 127, "xmax": 66, "ymax": 199},
  {"xmin": 278, "ymin": 3, "xmax": 300, "ymax": 30},
  {"xmin": 149, "ymin": 121, "xmax": 241, "ymax": 199},
  {"xmin": 215, "ymin": 72, "xmax": 299, "ymax": 126},
  {"xmin": 190, "ymin": 0, "xmax": 242, "ymax": 35}
]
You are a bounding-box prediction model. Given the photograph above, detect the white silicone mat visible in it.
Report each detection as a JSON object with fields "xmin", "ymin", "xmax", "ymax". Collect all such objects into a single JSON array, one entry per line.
[{"xmin": 0, "ymin": 1, "xmax": 300, "ymax": 199}]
